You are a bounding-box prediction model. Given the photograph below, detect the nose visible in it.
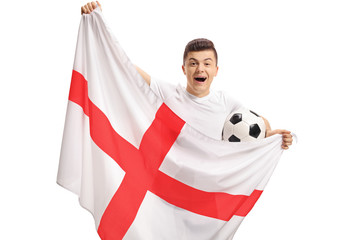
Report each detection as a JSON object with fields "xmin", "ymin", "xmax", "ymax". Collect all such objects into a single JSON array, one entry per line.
[{"xmin": 196, "ymin": 63, "xmax": 205, "ymax": 73}]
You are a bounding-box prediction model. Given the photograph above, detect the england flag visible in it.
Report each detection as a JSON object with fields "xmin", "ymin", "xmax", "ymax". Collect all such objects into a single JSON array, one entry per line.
[{"xmin": 57, "ymin": 7, "xmax": 287, "ymax": 240}]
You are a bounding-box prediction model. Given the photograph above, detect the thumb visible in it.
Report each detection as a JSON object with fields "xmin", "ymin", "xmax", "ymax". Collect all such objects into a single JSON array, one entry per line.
[
  {"xmin": 96, "ymin": 1, "xmax": 102, "ymax": 11},
  {"xmin": 267, "ymin": 129, "xmax": 291, "ymax": 137}
]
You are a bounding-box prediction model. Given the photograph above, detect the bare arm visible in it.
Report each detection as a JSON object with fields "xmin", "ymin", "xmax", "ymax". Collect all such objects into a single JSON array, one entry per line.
[
  {"xmin": 261, "ymin": 116, "xmax": 272, "ymax": 136},
  {"xmin": 135, "ymin": 65, "xmax": 151, "ymax": 86}
]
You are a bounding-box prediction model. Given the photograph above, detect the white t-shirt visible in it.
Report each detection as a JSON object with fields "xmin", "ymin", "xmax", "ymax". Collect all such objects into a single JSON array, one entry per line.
[{"xmin": 150, "ymin": 78, "xmax": 247, "ymax": 140}]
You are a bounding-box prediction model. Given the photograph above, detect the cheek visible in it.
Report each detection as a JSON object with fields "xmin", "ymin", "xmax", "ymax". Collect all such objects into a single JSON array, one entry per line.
[
  {"xmin": 208, "ymin": 69, "xmax": 217, "ymax": 77},
  {"xmin": 186, "ymin": 69, "xmax": 194, "ymax": 77}
]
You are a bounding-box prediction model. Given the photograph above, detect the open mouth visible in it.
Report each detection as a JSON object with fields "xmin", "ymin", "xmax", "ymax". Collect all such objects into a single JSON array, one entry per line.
[{"xmin": 194, "ymin": 77, "xmax": 207, "ymax": 82}]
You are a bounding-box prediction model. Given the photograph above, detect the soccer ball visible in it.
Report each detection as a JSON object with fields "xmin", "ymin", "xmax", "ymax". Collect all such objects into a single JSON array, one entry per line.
[{"xmin": 222, "ymin": 109, "xmax": 266, "ymax": 142}]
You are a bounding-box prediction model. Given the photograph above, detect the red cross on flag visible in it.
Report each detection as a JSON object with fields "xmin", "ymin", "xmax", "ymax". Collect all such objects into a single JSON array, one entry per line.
[{"xmin": 57, "ymin": 8, "xmax": 286, "ymax": 240}]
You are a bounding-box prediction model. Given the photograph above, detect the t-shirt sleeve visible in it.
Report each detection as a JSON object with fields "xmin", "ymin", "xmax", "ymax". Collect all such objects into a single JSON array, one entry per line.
[
  {"xmin": 224, "ymin": 92, "xmax": 248, "ymax": 114},
  {"xmin": 150, "ymin": 78, "xmax": 177, "ymax": 102}
]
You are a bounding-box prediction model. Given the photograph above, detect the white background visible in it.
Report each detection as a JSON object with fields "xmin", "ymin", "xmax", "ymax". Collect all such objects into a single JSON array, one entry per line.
[{"xmin": 1, "ymin": 0, "xmax": 359, "ymax": 239}]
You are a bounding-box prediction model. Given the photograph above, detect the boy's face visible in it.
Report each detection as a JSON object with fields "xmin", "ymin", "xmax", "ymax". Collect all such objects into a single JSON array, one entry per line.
[{"xmin": 182, "ymin": 50, "xmax": 219, "ymax": 98}]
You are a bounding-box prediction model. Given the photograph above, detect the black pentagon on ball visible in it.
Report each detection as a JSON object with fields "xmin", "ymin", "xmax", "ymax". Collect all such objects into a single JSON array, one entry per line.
[
  {"xmin": 228, "ymin": 135, "xmax": 241, "ymax": 142},
  {"xmin": 229, "ymin": 113, "xmax": 242, "ymax": 125},
  {"xmin": 249, "ymin": 124, "xmax": 261, "ymax": 138}
]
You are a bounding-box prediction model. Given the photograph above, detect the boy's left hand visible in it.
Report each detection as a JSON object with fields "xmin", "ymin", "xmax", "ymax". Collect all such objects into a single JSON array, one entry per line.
[{"xmin": 266, "ymin": 129, "xmax": 293, "ymax": 150}]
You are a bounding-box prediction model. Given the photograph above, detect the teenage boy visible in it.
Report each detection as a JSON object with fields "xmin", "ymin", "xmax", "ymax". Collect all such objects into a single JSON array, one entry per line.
[{"xmin": 81, "ymin": 2, "xmax": 293, "ymax": 149}]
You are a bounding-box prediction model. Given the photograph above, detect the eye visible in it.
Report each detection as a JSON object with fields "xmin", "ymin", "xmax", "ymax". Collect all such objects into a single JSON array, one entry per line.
[{"xmin": 190, "ymin": 62, "xmax": 197, "ymax": 66}]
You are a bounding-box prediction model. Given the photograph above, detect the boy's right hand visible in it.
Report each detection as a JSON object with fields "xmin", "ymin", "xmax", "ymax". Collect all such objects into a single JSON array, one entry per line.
[{"xmin": 81, "ymin": 1, "xmax": 102, "ymax": 15}]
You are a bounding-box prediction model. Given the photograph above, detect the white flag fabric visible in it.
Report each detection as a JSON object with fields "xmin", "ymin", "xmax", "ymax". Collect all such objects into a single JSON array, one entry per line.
[{"xmin": 57, "ymin": 8, "xmax": 287, "ymax": 240}]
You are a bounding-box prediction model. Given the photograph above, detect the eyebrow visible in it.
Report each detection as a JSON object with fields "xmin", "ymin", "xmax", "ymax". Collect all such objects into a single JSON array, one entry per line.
[{"xmin": 188, "ymin": 58, "xmax": 213, "ymax": 62}]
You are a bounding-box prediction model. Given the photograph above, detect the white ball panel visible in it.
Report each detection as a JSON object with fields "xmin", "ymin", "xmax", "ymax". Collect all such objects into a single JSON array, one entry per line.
[{"xmin": 233, "ymin": 122, "xmax": 249, "ymax": 139}]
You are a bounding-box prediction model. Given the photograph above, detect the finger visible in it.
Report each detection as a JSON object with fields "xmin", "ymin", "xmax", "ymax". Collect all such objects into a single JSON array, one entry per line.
[
  {"xmin": 282, "ymin": 135, "xmax": 293, "ymax": 142},
  {"xmin": 282, "ymin": 145, "xmax": 289, "ymax": 150},
  {"xmin": 91, "ymin": 1, "xmax": 97, "ymax": 10},
  {"xmin": 283, "ymin": 139, "xmax": 292, "ymax": 145},
  {"xmin": 81, "ymin": 6, "xmax": 86, "ymax": 15},
  {"xmin": 96, "ymin": 1, "xmax": 102, "ymax": 11},
  {"xmin": 282, "ymin": 133, "xmax": 292, "ymax": 139},
  {"xmin": 82, "ymin": 5, "xmax": 89, "ymax": 14},
  {"xmin": 87, "ymin": 2, "xmax": 94, "ymax": 12}
]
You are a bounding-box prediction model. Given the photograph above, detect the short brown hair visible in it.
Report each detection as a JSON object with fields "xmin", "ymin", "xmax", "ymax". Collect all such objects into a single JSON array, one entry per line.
[{"xmin": 183, "ymin": 38, "xmax": 218, "ymax": 66}]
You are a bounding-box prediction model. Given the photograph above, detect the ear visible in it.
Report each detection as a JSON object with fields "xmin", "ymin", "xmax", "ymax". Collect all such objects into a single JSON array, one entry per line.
[
  {"xmin": 215, "ymin": 66, "xmax": 219, "ymax": 77},
  {"xmin": 182, "ymin": 65, "xmax": 186, "ymax": 75}
]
